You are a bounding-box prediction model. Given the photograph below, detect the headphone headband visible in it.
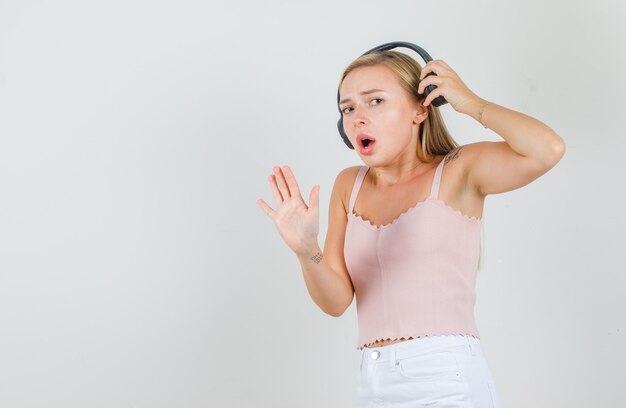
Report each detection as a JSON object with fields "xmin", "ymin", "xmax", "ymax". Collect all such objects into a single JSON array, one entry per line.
[{"xmin": 361, "ymin": 41, "xmax": 434, "ymax": 62}]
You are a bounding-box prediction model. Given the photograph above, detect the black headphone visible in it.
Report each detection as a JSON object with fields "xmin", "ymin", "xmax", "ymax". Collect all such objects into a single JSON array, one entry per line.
[{"xmin": 336, "ymin": 41, "xmax": 448, "ymax": 150}]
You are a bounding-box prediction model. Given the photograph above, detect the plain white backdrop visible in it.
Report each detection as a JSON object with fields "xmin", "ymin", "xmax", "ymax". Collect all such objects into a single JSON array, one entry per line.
[{"xmin": 1, "ymin": 0, "xmax": 624, "ymax": 407}]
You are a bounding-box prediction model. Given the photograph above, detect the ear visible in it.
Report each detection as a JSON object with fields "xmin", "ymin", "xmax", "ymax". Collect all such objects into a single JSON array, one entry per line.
[{"xmin": 412, "ymin": 105, "xmax": 429, "ymax": 124}]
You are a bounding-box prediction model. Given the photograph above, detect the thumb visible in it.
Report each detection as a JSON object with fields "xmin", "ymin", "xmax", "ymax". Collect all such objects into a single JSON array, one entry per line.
[{"xmin": 309, "ymin": 185, "xmax": 320, "ymax": 210}]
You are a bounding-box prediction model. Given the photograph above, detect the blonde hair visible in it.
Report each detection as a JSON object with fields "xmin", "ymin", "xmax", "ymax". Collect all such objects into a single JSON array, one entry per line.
[
  {"xmin": 338, "ymin": 50, "xmax": 485, "ymax": 272},
  {"xmin": 338, "ymin": 50, "xmax": 459, "ymax": 163}
]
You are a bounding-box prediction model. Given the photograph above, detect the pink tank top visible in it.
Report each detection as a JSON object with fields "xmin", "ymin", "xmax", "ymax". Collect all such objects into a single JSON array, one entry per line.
[{"xmin": 343, "ymin": 158, "xmax": 483, "ymax": 350}]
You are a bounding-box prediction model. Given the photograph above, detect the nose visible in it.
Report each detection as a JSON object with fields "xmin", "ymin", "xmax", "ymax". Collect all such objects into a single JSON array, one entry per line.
[{"xmin": 351, "ymin": 105, "xmax": 369, "ymax": 129}]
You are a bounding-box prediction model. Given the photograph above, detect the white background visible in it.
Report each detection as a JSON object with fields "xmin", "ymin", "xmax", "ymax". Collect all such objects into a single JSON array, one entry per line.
[{"xmin": 1, "ymin": 0, "xmax": 624, "ymax": 407}]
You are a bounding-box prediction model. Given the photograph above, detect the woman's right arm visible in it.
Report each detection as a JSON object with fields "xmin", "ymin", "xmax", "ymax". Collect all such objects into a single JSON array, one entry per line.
[
  {"xmin": 297, "ymin": 168, "xmax": 355, "ymax": 317},
  {"xmin": 258, "ymin": 165, "xmax": 355, "ymax": 317}
]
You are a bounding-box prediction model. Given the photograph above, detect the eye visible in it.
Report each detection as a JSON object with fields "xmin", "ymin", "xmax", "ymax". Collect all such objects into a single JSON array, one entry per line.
[{"xmin": 341, "ymin": 98, "xmax": 383, "ymax": 115}]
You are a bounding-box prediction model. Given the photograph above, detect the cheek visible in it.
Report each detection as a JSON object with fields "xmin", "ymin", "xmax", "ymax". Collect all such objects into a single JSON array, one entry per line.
[
  {"xmin": 378, "ymin": 109, "xmax": 412, "ymax": 131},
  {"xmin": 377, "ymin": 109, "xmax": 400, "ymax": 125}
]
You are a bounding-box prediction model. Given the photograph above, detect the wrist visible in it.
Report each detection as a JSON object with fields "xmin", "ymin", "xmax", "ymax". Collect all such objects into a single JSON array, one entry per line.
[
  {"xmin": 462, "ymin": 97, "xmax": 491, "ymax": 128},
  {"xmin": 296, "ymin": 241, "xmax": 323, "ymax": 262}
]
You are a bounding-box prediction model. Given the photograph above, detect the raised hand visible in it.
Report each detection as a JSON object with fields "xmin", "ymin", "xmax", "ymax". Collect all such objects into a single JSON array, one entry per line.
[
  {"xmin": 418, "ymin": 59, "xmax": 485, "ymax": 114},
  {"xmin": 257, "ymin": 165, "xmax": 320, "ymax": 256}
]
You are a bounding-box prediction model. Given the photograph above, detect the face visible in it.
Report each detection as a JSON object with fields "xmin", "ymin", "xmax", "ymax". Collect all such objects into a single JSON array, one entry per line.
[{"xmin": 338, "ymin": 64, "xmax": 427, "ymax": 161}]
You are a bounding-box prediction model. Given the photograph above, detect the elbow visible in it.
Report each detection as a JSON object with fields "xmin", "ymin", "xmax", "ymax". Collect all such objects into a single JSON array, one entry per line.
[
  {"xmin": 328, "ymin": 297, "xmax": 352, "ymax": 317},
  {"xmin": 552, "ymin": 138, "xmax": 566, "ymax": 161},
  {"xmin": 326, "ymin": 306, "xmax": 346, "ymax": 318},
  {"xmin": 323, "ymin": 285, "xmax": 354, "ymax": 317},
  {"xmin": 333, "ymin": 309, "xmax": 347, "ymax": 318},
  {"xmin": 540, "ymin": 135, "xmax": 566, "ymax": 168},
  {"xmin": 325, "ymin": 299, "xmax": 351, "ymax": 317},
  {"xmin": 549, "ymin": 133, "xmax": 566, "ymax": 163}
]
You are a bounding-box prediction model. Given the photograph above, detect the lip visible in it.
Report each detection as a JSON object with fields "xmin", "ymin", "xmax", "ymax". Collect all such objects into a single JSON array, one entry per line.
[
  {"xmin": 357, "ymin": 133, "xmax": 376, "ymax": 146},
  {"xmin": 356, "ymin": 133, "xmax": 377, "ymax": 155}
]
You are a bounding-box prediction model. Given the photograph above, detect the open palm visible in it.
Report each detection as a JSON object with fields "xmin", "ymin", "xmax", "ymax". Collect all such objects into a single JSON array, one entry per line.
[{"xmin": 257, "ymin": 165, "xmax": 320, "ymax": 255}]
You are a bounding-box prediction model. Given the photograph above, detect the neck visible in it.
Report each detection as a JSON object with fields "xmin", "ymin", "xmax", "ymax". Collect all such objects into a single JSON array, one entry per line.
[{"xmin": 369, "ymin": 159, "xmax": 432, "ymax": 188}]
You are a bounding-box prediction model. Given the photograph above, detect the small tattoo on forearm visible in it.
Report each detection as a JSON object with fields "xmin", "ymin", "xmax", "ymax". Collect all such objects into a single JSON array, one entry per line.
[
  {"xmin": 311, "ymin": 252, "xmax": 323, "ymax": 264},
  {"xmin": 445, "ymin": 146, "xmax": 464, "ymax": 164}
]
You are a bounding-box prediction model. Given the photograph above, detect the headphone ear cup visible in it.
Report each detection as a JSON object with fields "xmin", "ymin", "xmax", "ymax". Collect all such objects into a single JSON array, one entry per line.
[
  {"xmin": 430, "ymin": 94, "xmax": 447, "ymax": 107},
  {"xmin": 423, "ymin": 84, "xmax": 447, "ymax": 107},
  {"xmin": 337, "ymin": 117, "xmax": 354, "ymax": 149},
  {"xmin": 422, "ymin": 75, "xmax": 448, "ymax": 107}
]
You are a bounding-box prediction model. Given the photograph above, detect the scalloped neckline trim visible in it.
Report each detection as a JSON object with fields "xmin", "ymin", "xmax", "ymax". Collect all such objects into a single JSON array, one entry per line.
[{"xmin": 349, "ymin": 196, "xmax": 481, "ymax": 230}]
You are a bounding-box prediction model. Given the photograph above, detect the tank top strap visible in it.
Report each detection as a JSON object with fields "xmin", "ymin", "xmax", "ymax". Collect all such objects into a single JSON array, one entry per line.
[
  {"xmin": 428, "ymin": 158, "xmax": 446, "ymax": 200},
  {"xmin": 349, "ymin": 166, "xmax": 369, "ymax": 213}
]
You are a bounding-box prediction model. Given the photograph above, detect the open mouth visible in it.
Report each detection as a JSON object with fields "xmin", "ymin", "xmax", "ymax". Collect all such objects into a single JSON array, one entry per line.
[{"xmin": 358, "ymin": 134, "xmax": 377, "ymax": 148}]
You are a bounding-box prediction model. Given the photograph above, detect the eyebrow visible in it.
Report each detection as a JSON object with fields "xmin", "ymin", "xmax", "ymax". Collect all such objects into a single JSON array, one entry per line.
[{"xmin": 339, "ymin": 88, "xmax": 386, "ymax": 105}]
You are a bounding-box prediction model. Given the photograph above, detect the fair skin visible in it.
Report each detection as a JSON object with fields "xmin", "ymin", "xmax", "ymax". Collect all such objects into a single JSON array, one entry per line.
[{"xmin": 258, "ymin": 60, "xmax": 566, "ymax": 348}]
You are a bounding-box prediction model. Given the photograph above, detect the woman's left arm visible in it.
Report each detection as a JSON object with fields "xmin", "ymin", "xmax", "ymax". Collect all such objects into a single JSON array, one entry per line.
[
  {"xmin": 458, "ymin": 98, "xmax": 566, "ymax": 196},
  {"xmin": 419, "ymin": 59, "xmax": 566, "ymax": 196}
]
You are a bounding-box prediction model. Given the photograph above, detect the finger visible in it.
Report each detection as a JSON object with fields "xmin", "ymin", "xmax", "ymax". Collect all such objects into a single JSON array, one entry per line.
[
  {"xmin": 421, "ymin": 60, "xmax": 448, "ymax": 80},
  {"xmin": 433, "ymin": 59, "xmax": 448, "ymax": 69},
  {"xmin": 310, "ymin": 185, "xmax": 320, "ymax": 212},
  {"xmin": 435, "ymin": 60, "xmax": 459, "ymax": 81},
  {"xmin": 273, "ymin": 166, "xmax": 292, "ymax": 199},
  {"xmin": 434, "ymin": 60, "xmax": 455, "ymax": 78},
  {"xmin": 257, "ymin": 198, "xmax": 276, "ymax": 218},
  {"xmin": 268, "ymin": 174, "xmax": 284, "ymax": 204},
  {"xmin": 423, "ymin": 87, "xmax": 442, "ymax": 107},
  {"xmin": 417, "ymin": 76, "xmax": 429, "ymax": 94},
  {"xmin": 420, "ymin": 60, "xmax": 440, "ymax": 77},
  {"xmin": 418, "ymin": 75, "xmax": 442, "ymax": 95},
  {"xmin": 419, "ymin": 64, "xmax": 431, "ymax": 80},
  {"xmin": 281, "ymin": 165, "xmax": 302, "ymax": 200},
  {"xmin": 436, "ymin": 59, "xmax": 451, "ymax": 69}
]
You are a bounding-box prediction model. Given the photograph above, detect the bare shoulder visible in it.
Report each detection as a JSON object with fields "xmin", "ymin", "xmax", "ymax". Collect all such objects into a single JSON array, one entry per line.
[
  {"xmin": 442, "ymin": 142, "xmax": 492, "ymax": 199},
  {"xmin": 442, "ymin": 142, "xmax": 488, "ymax": 177},
  {"xmin": 333, "ymin": 165, "xmax": 364, "ymax": 213}
]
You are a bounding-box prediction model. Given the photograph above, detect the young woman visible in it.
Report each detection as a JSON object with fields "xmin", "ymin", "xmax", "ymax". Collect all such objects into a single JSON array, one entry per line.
[{"xmin": 257, "ymin": 47, "xmax": 565, "ymax": 407}]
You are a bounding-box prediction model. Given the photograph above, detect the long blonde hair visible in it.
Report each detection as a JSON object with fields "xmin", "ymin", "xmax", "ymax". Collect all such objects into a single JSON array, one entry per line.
[
  {"xmin": 338, "ymin": 50, "xmax": 485, "ymax": 272},
  {"xmin": 338, "ymin": 50, "xmax": 459, "ymax": 163}
]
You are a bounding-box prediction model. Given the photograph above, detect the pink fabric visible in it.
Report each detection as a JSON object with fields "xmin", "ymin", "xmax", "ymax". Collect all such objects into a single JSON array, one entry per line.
[{"xmin": 344, "ymin": 159, "xmax": 483, "ymax": 350}]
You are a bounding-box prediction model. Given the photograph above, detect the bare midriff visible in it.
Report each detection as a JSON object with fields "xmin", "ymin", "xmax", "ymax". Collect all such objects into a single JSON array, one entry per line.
[{"xmin": 365, "ymin": 337, "xmax": 414, "ymax": 348}]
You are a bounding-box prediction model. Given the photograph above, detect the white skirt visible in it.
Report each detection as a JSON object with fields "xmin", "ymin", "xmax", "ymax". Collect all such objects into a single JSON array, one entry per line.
[{"xmin": 356, "ymin": 334, "xmax": 500, "ymax": 408}]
